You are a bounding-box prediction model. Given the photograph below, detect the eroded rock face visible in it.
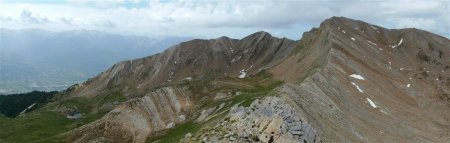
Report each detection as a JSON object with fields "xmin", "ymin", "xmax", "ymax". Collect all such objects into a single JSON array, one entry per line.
[
  {"xmin": 183, "ymin": 96, "xmax": 320, "ymax": 143},
  {"xmin": 65, "ymin": 86, "xmax": 193, "ymax": 143},
  {"xmin": 271, "ymin": 17, "xmax": 450, "ymax": 142}
]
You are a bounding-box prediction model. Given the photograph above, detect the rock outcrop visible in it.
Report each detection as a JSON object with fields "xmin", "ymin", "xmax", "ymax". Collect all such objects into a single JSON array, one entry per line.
[
  {"xmin": 182, "ymin": 96, "xmax": 320, "ymax": 143},
  {"xmin": 64, "ymin": 86, "xmax": 193, "ymax": 143}
]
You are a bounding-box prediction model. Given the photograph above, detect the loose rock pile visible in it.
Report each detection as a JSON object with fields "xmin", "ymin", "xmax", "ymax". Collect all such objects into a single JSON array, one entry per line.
[{"xmin": 182, "ymin": 96, "xmax": 321, "ymax": 143}]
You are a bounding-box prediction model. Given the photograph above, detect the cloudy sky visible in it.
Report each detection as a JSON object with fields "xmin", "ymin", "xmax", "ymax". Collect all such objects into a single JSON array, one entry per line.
[{"xmin": 0, "ymin": 0, "xmax": 448, "ymax": 39}]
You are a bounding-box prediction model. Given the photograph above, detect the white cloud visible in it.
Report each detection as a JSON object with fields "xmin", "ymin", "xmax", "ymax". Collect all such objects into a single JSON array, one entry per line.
[
  {"xmin": 66, "ymin": 0, "xmax": 126, "ymax": 8},
  {"xmin": 392, "ymin": 17, "xmax": 437, "ymax": 30},
  {"xmin": 0, "ymin": 0, "xmax": 448, "ymax": 39}
]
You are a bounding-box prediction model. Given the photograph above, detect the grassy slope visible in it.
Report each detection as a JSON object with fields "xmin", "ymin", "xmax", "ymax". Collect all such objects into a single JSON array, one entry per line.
[
  {"xmin": 0, "ymin": 94, "xmax": 118, "ymax": 143},
  {"xmin": 0, "ymin": 114, "xmax": 9, "ymax": 124}
]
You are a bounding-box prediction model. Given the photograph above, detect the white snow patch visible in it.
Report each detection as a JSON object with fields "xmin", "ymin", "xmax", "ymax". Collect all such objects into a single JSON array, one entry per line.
[
  {"xmin": 367, "ymin": 98, "xmax": 377, "ymax": 108},
  {"xmin": 370, "ymin": 25, "xmax": 378, "ymax": 30},
  {"xmin": 351, "ymin": 37, "xmax": 355, "ymax": 41},
  {"xmin": 409, "ymin": 77, "xmax": 413, "ymax": 80},
  {"xmin": 337, "ymin": 26, "xmax": 341, "ymax": 30},
  {"xmin": 436, "ymin": 78, "xmax": 439, "ymax": 81},
  {"xmin": 399, "ymin": 68, "xmax": 404, "ymax": 70},
  {"xmin": 350, "ymin": 74, "xmax": 365, "ymax": 80},
  {"xmin": 398, "ymin": 38, "xmax": 403, "ymax": 46},
  {"xmin": 367, "ymin": 40, "xmax": 377, "ymax": 46},
  {"xmin": 406, "ymin": 84, "xmax": 411, "ymax": 88},
  {"xmin": 342, "ymin": 30, "xmax": 346, "ymax": 33},
  {"xmin": 351, "ymin": 82, "xmax": 364, "ymax": 93},
  {"xmin": 390, "ymin": 38, "xmax": 403, "ymax": 48},
  {"xmin": 238, "ymin": 69, "xmax": 246, "ymax": 78}
]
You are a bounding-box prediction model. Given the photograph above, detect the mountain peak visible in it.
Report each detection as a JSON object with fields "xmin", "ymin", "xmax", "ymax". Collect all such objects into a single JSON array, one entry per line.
[
  {"xmin": 250, "ymin": 31, "xmax": 271, "ymax": 37},
  {"xmin": 239, "ymin": 31, "xmax": 274, "ymax": 43},
  {"xmin": 320, "ymin": 16, "xmax": 367, "ymax": 28}
]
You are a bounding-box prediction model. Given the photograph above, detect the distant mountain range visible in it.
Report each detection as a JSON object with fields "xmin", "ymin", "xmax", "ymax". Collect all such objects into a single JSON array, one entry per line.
[{"xmin": 0, "ymin": 29, "xmax": 191, "ymax": 94}]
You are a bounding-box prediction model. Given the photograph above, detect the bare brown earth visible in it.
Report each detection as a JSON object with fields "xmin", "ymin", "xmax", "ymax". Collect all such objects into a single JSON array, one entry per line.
[{"xmin": 50, "ymin": 17, "xmax": 450, "ymax": 143}]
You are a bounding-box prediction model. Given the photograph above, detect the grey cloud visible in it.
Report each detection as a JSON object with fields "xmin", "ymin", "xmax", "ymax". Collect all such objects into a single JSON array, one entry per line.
[
  {"xmin": 60, "ymin": 17, "xmax": 74, "ymax": 25},
  {"xmin": 98, "ymin": 20, "xmax": 116, "ymax": 28},
  {"xmin": 21, "ymin": 9, "xmax": 49, "ymax": 24}
]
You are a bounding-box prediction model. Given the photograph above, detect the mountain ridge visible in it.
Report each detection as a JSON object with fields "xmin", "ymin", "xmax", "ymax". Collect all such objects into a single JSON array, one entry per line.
[
  {"xmin": 1, "ymin": 16, "xmax": 449, "ymax": 143},
  {"xmin": 55, "ymin": 16, "xmax": 450, "ymax": 142}
]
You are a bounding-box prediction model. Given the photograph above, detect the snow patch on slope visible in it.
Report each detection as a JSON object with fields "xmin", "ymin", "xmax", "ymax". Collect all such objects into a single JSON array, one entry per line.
[
  {"xmin": 366, "ymin": 98, "xmax": 377, "ymax": 108},
  {"xmin": 351, "ymin": 82, "xmax": 364, "ymax": 93},
  {"xmin": 350, "ymin": 74, "xmax": 365, "ymax": 80},
  {"xmin": 390, "ymin": 38, "xmax": 403, "ymax": 48},
  {"xmin": 367, "ymin": 40, "xmax": 377, "ymax": 46},
  {"xmin": 238, "ymin": 69, "xmax": 246, "ymax": 78}
]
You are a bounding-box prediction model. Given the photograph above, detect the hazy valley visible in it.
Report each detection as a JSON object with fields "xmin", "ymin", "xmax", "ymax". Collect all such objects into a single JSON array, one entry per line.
[{"xmin": 0, "ymin": 29, "xmax": 190, "ymax": 94}]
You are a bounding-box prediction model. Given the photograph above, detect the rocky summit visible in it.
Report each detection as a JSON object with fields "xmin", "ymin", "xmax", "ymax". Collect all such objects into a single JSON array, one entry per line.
[{"xmin": 1, "ymin": 17, "xmax": 449, "ymax": 143}]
